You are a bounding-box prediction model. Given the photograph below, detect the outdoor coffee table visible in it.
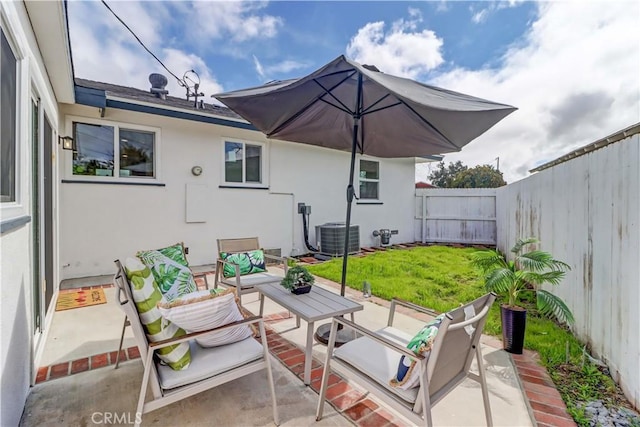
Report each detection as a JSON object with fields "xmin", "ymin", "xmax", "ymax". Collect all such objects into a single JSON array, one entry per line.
[{"xmin": 258, "ymin": 282, "xmax": 363, "ymax": 385}]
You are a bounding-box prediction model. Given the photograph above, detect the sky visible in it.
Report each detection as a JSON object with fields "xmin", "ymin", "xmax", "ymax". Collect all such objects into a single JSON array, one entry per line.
[{"xmin": 67, "ymin": 0, "xmax": 640, "ymax": 184}]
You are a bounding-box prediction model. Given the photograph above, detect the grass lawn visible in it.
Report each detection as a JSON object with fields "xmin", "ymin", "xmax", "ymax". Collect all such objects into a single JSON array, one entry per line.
[{"xmin": 305, "ymin": 246, "xmax": 633, "ymax": 425}]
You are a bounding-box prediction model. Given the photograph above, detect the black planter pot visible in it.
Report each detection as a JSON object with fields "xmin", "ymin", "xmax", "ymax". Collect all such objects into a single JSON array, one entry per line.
[
  {"xmin": 291, "ymin": 284, "xmax": 312, "ymax": 295},
  {"xmin": 501, "ymin": 305, "xmax": 527, "ymax": 354}
]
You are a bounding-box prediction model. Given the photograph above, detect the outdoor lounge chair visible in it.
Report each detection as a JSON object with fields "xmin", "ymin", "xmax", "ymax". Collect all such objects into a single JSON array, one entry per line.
[
  {"xmin": 316, "ymin": 293, "xmax": 496, "ymax": 427},
  {"xmin": 114, "ymin": 246, "xmax": 211, "ymax": 369},
  {"xmin": 113, "ymin": 260, "xmax": 279, "ymax": 427},
  {"xmin": 214, "ymin": 237, "xmax": 288, "ymax": 300}
]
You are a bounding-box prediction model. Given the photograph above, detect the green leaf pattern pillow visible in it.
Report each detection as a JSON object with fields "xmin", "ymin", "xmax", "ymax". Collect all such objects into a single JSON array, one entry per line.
[
  {"xmin": 220, "ymin": 249, "xmax": 267, "ymax": 278},
  {"xmin": 137, "ymin": 243, "xmax": 197, "ymax": 302},
  {"xmin": 390, "ymin": 314, "xmax": 445, "ymax": 390},
  {"xmin": 124, "ymin": 257, "xmax": 191, "ymax": 371}
]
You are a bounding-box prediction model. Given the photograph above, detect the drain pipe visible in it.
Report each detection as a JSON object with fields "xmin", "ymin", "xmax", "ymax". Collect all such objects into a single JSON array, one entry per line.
[{"xmin": 298, "ymin": 203, "xmax": 318, "ymax": 252}]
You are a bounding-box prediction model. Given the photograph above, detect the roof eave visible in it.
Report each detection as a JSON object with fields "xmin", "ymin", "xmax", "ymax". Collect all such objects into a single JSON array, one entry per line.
[{"xmin": 25, "ymin": 0, "xmax": 75, "ymax": 104}]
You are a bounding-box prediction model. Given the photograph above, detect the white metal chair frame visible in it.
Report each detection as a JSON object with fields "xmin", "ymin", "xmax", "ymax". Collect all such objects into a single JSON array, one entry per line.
[
  {"xmin": 214, "ymin": 237, "xmax": 288, "ymax": 300},
  {"xmin": 316, "ymin": 293, "xmax": 496, "ymax": 427},
  {"xmin": 114, "ymin": 260, "xmax": 279, "ymax": 427}
]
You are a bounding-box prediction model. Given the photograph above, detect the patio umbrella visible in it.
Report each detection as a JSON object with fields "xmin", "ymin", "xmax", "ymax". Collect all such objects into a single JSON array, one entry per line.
[{"xmin": 214, "ymin": 54, "xmax": 515, "ymax": 301}]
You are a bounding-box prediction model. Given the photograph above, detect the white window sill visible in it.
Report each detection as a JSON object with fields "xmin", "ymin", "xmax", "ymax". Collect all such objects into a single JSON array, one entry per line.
[{"xmin": 0, "ymin": 215, "xmax": 31, "ymax": 234}]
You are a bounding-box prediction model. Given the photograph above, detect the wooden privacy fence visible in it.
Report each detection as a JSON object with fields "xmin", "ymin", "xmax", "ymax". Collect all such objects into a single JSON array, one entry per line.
[
  {"xmin": 414, "ymin": 188, "xmax": 496, "ymax": 245},
  {"xmin": 411, "ymin": 125, "xmax": 640, "ymax": 408},
  {"xmin": 496, "ymin": 129, "xmax": 639, "ymax": 409}
]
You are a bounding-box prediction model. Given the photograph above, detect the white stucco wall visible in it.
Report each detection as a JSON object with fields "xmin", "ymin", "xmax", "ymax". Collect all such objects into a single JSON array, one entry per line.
[
  {"xmin": 1, "ymin": 229, "xmax": 33, "ymax": 426},
  {"xmin": 1, "ymin": 2, "xmax": 64, "ymax": 425},
  {"xmin": 58, "ymin": 104, "xmax": 416, "ymax": 279}
]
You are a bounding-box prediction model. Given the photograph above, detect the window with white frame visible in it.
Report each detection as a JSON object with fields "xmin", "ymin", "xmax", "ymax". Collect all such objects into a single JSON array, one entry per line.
[
  {"xmin": 71, "ymin": 121, "xmax": 156, "ymax": 179},
  {"xmin": 359, "ymin": 159, "xmax": 379, "ymax": 200},
  {"xmin": 1, "ymin": 28, "xmax": 17, "ymax": 203},
  {"xmin": 224, "ymin": 140, "xmax": 263, "ymax": 185}
]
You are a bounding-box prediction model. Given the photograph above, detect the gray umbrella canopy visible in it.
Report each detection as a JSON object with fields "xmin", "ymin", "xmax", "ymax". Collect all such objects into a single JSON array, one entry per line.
[
  {"xmin": 215, "ymin": 55, "xmax": 516, "ymax": 158},
  {"xmin": 214, "ymin": 55, "xmax": 516, "ymax": 299}
]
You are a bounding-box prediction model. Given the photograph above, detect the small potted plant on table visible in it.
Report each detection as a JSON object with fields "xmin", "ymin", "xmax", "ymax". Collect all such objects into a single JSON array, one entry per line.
[
  {"xmin": 471, "ymin": 237, "xmax": 574, "ymax": 354},
  {"xmin": 280, "ymin": 265, "xmax": 315, "ymax": 294}
]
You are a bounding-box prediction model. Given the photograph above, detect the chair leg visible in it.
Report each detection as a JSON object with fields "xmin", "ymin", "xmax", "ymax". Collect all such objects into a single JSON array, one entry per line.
[
  {"xmin": 260, "ymin": 321, "xmax": 279, "ymax": 426},
  {"xmin": 135, "ymin": 350, "xmax": 155, "ymax": 427},
  {"xmin": 115, "ymin": 316, "xmax": 130, "ymax": 369},
  {"xmin": 476, "ymin": 345, "xmax": 493, "ymax": 426},
  {"xmin": 416, "ymin": 367, "xmax": 433, "ymax": 427},
  {"xmin": 316, "ymin": 321, "xmax": 339, "ymax": 421},
  {"xmin": 259, "ymin": 293, "xmax": 265, "ymax": 317}
]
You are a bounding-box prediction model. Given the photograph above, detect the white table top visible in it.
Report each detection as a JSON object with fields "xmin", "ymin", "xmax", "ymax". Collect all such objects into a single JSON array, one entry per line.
[{"xmin": 258, "ymin": 282, "xmax": 363, "ymax": 322}]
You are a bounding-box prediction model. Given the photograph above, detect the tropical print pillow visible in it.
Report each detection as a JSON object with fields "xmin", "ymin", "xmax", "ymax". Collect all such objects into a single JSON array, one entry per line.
[
  {"xmin": 220, "ymin": 249, "xmax": 267, "ymax": 278},
  {"xmin": 137, "ymin": 243, "xmax": 197, "ymax": 302},
  {"xmin": 123, "ymin": 257, "xmax": 191, "ymax": 371},
  {"xmin": 390, "ymin": 314, "xmax": 445, "ymax": 390}
]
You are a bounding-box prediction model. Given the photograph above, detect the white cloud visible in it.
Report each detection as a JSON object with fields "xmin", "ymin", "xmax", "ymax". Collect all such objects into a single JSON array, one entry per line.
[
  {"xmin": 265, "ymin": 60, "xmax": 309, "ymax": 75},
  {"xmin": 162, "ymin": 49, "xmax": 223, "ymax": 97},
  {"xmin": 470, "ymin": 2, "xmax": 521, "ymax": 25},
  {"xmin": 250, "ymin": 56, "xmax": 309, "ymax": 82},
  {"xmin": 472, "ymin": 9, "xmax": 489, "ymax": 24},
  {"xmin": 190, "ymin": 1, "xmax": 282, "ymax": 42},
  {"xmin": 419, "ymin": 1, "xmax": 640, "ymax": 184},
  {"xmin": 253, "ymin": 55, "xmax": 265, "ymax": 79},
  {"xmin": 68, "ymin": 1, "xmax": 223, "ymax": 99},
  {"xmin": 435, "ymin": 1, "xmax": 450, "ymax": 13},
  {"xmin": 346, "ymin": 11, "xmax": 444, "ymax": 79}
]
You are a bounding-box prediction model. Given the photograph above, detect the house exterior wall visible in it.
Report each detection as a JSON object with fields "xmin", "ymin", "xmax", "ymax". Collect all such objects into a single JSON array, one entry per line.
[
  {"xmin": 0, "ymin": 2, "xmax": 64, "ymax": 425},
  {"xmin": 58, "ymin": 103, "xmax": 416, "ymax": 279},
  {"xmin": 496, "ymin": 133, "xmax": 640, "ymax": 409}
]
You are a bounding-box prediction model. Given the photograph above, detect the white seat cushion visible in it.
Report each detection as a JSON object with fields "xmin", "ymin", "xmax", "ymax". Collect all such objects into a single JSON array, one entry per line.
[
  {"xmin": 221, "ymin": 272, "xmax": 283, "ymax": 288},
  {"xmin": 334, "ymin": 327, "xmax": 419, "ymax": 404},
  {"xmin": 158, "ymin": 338, "xmax": 263, "ymax": 390}
]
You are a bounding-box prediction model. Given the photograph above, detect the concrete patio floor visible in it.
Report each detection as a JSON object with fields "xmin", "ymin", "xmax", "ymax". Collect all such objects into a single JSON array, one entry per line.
[{"xmin": 22, "ymin": 270, "xmax": 534, "ymax": 426}]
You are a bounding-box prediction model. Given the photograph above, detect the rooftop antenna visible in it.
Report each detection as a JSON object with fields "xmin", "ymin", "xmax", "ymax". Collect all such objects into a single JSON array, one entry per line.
[{"xmin": 181, "ymin": 70, "xmax": 205, "ymax": 108}]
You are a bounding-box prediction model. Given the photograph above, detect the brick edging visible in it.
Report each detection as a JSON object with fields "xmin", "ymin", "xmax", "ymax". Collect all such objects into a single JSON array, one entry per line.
[
  {"xmin": 36, "ymin": 346, "xmax": 140, "ymax": 383},
  {"xmin": 262, "ymin": 312, "xmax": 401, "ymax": 426},
  {"xmin": 35, "ymin": 307, "xmax": 576, "ymax": 426},
  {"xmin": 510, "ymin": 351, "xmax": 577, "ymax": 426}
]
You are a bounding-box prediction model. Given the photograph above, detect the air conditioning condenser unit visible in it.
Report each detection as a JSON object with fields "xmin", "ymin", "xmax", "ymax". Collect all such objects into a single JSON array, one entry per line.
[{"xmin": 316, "ymin": 223, "xmax": 360, "ymax": 257}]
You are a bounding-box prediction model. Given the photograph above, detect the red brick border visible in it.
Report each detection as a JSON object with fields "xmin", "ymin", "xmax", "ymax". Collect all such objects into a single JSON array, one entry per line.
[
  {"xmin": 511, "ymin": 351, "xmax": 576, "ymax": 426},
  {"xmin": 263, "ymin": 310, "xmax": 576, "ymax": 427},
  {"xmin": 35, "ymin": 308, "xmax": 575, "ymax": 427},
  {"xmin": 261, "ymin": 312, "xmax": 410, "ymax": 426},
  {"xmin": 35, "ymin": 345, "xmax": 140, "ymax": 384}
]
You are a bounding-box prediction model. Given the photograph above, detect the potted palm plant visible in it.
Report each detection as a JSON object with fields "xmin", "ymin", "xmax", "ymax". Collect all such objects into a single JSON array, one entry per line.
[
  {"xmin": 280, "ymin": 265, "xmax": 315, "ymax": 294},
  {"xmin": 470, "ymin": 237, "xmax": 573, "ymax": 354}
]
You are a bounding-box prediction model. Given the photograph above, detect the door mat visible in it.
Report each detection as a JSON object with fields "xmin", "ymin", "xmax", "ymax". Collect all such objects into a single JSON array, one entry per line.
[{"xmin": 55, "ymin": 288, "xmax": 107, "ymax": 311}]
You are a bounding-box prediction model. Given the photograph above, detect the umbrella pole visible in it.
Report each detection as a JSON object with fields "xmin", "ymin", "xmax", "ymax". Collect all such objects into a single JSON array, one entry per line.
[
  {"xmin": 339, "ymin": 124, "xmax": 359, "ymax": 296},
  {"xmin": 340, "ymin": 72, "xmax": 363, "ymax": 297},
  {"xmin": 315, "ymin": 74, "xmax": 363, "ymax": 347}
]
